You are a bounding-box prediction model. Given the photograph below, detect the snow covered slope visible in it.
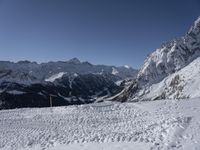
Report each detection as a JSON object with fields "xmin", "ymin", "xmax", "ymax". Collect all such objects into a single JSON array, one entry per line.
[
  {"xmin": 139, "ymin": 57, "xmax": 200, "ymax": 100},
  {"xmin": 0, "ymin": 98, "xmax": 200, "ymax": 150},
  {"xmin": 114, "ymin": 16, "xmax": 200, "ymax": 101}
]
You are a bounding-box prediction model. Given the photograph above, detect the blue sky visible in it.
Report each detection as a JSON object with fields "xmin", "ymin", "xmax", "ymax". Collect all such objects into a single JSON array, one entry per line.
[{"xmin": 0, "ymin": 0, "xmax": 200, "ymax": 68}]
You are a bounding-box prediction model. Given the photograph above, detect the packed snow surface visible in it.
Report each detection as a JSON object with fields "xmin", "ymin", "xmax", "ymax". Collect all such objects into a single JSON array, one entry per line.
[{"xmin": 0, "ymin": 98, "xmax": 200, "ymax": 150}]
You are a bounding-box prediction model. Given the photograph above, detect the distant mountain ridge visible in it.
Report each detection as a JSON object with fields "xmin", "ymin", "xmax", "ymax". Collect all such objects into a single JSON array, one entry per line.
[
  {"xmin": 0, "ymin": 58, "xmax": 137, "ymax": 84},
  {"xmin": 0, "ymin": 58, "xmax": 137, "ymax": 109}
]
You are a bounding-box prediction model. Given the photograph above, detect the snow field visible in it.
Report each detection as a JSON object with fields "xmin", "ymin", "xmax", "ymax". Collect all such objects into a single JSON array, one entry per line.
[{"xmin": 0, "ymin": 99, "xmax": 199, "ymax": 150}]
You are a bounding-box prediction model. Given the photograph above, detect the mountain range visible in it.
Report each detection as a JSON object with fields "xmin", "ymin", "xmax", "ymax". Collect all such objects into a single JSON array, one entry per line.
[{"xmin": 0, "ymin": 58, "xmax": 137, "ymax": 109}]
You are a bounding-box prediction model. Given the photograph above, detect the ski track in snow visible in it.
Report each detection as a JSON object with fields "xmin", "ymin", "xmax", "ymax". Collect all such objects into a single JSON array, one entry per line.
[{"xmin": 0, "ymin": 99, "xmax": 200, "ymax": 150}]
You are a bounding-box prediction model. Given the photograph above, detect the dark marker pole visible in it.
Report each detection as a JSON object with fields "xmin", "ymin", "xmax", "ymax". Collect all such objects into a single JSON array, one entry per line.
[{"xmin": 50, "ymin": 95, "xmax": 52, "ymax": 107}]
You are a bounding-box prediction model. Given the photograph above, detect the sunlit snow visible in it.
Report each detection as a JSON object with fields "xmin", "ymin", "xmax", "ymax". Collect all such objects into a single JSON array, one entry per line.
[{"xmin": 0, "ymin": 98, "xmax": 200, "ymax": 150}]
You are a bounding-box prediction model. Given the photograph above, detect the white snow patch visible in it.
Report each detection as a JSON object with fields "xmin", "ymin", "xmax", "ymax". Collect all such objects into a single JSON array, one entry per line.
[
  {"xmin": 45, "ymin": 72, "xmax": 66, "ymax": 82},
  {"xmin": 73, "ymin": 73, "xmax": 78, "ymax": 77},
  {"xmin": 124, "ymin": 65, "xmax": 130, "ymax": 69},
  {"xmin": 115, "ymin": 80, "xmax": 124, "ymax": 86},
  {"xmin": 112, "ymin": 67, "xmax": 119, "ymax": 75}
]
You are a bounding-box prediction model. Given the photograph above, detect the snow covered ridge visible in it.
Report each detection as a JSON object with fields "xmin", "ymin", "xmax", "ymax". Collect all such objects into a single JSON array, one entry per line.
[
  {"xmin": 137, "ymin": 16, "xmax": 200, "ymax": 84},
  {"xmin": 0, "ymin": 98, "xmax": 200, "ymax": 150},
  {"xmin": 114, "ymin": 16, "xmax": 200, "ymax": 101}
]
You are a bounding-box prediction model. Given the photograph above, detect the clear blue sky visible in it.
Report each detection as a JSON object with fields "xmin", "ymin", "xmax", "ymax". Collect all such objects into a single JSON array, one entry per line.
[{"xmin": 0, "ymin": 0, "xmax": 200, "ymax": 68}]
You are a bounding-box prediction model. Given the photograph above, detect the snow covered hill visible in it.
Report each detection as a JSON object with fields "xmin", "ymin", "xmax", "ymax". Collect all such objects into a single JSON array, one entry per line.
[
  {"xmin": 0, "ymin": 58, "xmax": 137, "ymax": 109},
  {"xmin": 0, "ymin": 98, "xmax": 200, "ymax": 150},
  {"xmin": 114, "ymin": 16, "xmax": 200, "ymax": 101}
]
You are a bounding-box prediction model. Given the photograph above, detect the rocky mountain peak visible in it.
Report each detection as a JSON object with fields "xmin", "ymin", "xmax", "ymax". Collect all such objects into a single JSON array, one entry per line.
[
  {"xmin": 137, "ymin": 16, "xmax": 200, "ymax": 85},
  {"xmin": 67, "ymin": 58, "xmax": 81, "ymax": 64},
  {"xmin": 188, "ymin": 16, "xmax": 200, "ymax": 35}
]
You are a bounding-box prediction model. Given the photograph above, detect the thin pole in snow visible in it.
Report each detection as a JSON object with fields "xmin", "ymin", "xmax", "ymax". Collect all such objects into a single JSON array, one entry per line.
[{"xmin": 50, "ymin": 95, "xmax": 52, "ymax": 107}]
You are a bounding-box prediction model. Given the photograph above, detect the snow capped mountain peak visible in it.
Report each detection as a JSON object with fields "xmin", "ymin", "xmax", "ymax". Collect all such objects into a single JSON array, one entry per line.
[
  {"xmin": 188, "ymin": 16, "xmax": 200, "ymax": 34},
  {"xmin": 67, "ymin": 58, "xmax": 81, "ymax": 64},
  {"xmin": 136, "ymin": 16, "xmax": 200, "ymax": 85},
  {"xmin": 194, "ymin": 16, "xmax": 200, "ymax": 27},
  {"xmin": 124, "ymin": 65, "xmax": 130, "ymax": 69}
]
